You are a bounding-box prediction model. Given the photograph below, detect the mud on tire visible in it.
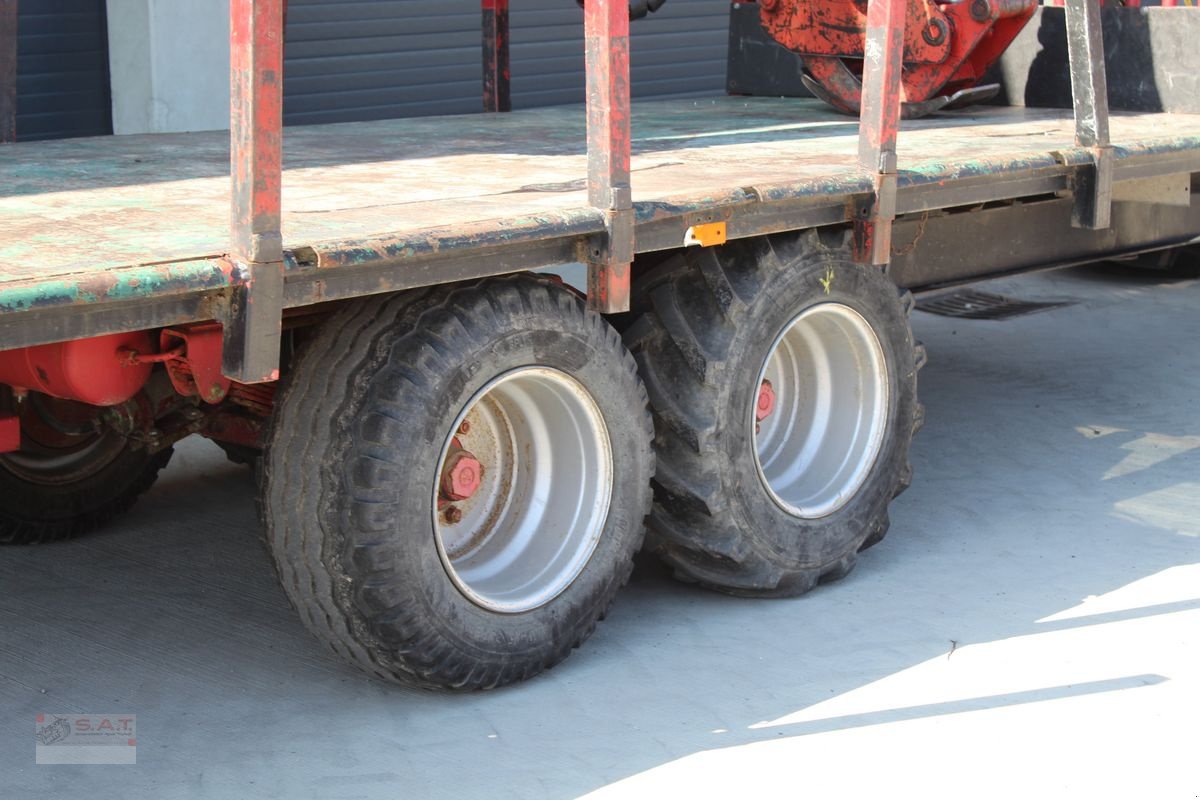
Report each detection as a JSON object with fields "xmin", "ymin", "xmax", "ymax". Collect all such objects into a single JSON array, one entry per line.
[
  {"xmin": 624, "ymin": 229, "xmax": 925, "ymax": 596},
  {"xmin": 263, "ymin": 274, "xmax": 654, "ymax": 689}
]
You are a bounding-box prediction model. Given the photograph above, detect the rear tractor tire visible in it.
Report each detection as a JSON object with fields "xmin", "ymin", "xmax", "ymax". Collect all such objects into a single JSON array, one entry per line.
[
  {"xmin": 263, "ymin": 274, "xmax": 654, "ymax": 689},
  {"xmin": 0, "ymin": 393, "xmax": 173, "ymax": 545},
  {"xmin": 625, "ymin": 229, "xmax": 925, "ymax": 596}
]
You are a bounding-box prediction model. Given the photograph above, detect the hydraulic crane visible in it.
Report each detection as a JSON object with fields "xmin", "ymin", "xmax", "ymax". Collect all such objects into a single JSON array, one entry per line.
[{"xmin": 585, "ymin": 0, "xmax": 1036, "ymax": 117}]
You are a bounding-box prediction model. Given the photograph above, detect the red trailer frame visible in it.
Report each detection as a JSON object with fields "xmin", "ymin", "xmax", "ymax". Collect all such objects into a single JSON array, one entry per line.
[
  {"xmin": 219, "ymin": 0, "xmax": 1113, "ymax": 384},
  {"xmin": 0, "ymin": 0, "xmax": 1114, "ymax": 383}
]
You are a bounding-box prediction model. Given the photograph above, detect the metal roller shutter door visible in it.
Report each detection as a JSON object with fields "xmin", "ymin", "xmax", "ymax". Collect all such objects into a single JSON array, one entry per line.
[
  {"xmin": 14, "ymin": 0, "xmax": 111, "ymax": 141},
  {"xmin": 284, "ymin": 0, "xmax": 730, "ymax": 126}
]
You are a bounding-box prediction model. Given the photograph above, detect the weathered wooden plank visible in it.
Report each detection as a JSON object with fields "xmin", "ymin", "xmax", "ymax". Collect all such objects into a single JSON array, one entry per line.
[{"xmin": 0, "ymin": 97, "xmax": 1197, "ymax": 289}]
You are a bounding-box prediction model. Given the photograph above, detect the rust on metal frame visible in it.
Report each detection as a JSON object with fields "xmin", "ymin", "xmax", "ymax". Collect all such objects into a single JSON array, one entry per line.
[
  {"xmin": 161, "ymin": 323, "xmax": 231, "ymax": 405},
  {"xmin": 226, "ymin": 0, "xmax": 285, "ymax": 383},
  {"xmin": 482, "ymin": 0, "xmax": 511, "ymax": 112},
  {"xmin": 1064, "ymin": 0, "xmax": 1113, "ymax": 230},
  {"xmin": 854, "ymin": 0, "xmax": 905, "ymax": 265},
  {"xmin": 763, "ymin": 0, "xmax": 1036, "ymax": 113},
  {"xmin": 583, "ymin": 0, "xmax": 635, "ymax": 314},
  {"xmin": 760, "ymin": 0, "xmax": 951, "ymax": 64},
  {"xmin": 0, "ymin": 0, "xmax": 15, "ymax": 144}
]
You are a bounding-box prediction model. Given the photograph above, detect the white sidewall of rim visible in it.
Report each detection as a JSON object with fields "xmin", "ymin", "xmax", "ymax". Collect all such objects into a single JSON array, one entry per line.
[
  {"xmin": 753, "ymin": 302, "xmax": 890, "ymax": 519},
  {"xmin": 432, "ymin": 366, "xmax": 614, "ymax": 614}
]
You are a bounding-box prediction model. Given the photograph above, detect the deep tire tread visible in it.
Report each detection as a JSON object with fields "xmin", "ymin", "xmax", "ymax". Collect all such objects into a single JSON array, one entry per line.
[
  {"xmin": 264, "ymin": 276, "xmax": 653, "ymax": 689},
  {"xmin": 0, "ymin": 445, "xmax": 174, "ymax": 546},
  {"xmin": 625, "ymin": 229, "xmax": 925, "ymax": 596}
]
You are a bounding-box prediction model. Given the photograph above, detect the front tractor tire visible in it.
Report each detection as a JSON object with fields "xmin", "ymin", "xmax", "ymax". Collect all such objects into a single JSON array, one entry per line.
[
  {"xmin": 625, "ymin": 230, "xmax": 925, "ymax": 596},
  {"xmin": 263, "ymin": 275, "xmax": 654, "ymax": 690}
]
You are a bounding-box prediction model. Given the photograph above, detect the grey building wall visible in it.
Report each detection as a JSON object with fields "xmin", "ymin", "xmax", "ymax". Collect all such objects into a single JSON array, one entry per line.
[{"xmin": 283, "ymin": 0, "xmax": 731, "ymax": 126}]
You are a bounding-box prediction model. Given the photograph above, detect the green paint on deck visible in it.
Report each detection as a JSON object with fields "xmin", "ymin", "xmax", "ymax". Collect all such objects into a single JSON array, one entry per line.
[{"xmin": 0, "ymin": 97, "xmax": 1197, "ymax": 323}]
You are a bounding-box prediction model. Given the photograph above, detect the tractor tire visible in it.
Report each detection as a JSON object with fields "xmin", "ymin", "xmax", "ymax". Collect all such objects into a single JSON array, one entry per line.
[
  {"xmin": 0, "ymin": 395, "xmax": 173, "ymax": 545},
  {"xmin": 263, "ymin": 274, "xmax": 653, "ymax": 690},
  {"xmin": 624, "ymin": 229, "xmax": 925, "ymax": 596}
]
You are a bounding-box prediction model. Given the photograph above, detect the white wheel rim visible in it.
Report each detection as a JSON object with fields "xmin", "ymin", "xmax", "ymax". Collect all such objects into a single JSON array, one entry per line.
[
  {"xmin": 753, "ymin": 303, "xmax": 889, "ymax": 519},
  {"xmin": 432, "ymin": 367, "xmax": 613, "ymax": 614}
]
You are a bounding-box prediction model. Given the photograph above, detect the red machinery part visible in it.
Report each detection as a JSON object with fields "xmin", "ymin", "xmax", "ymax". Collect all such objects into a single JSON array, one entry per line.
[
  {"xmin": 440, "ymin": 437, "xmax": 484, "ymax": 503},
  {"xmin": 0, "ymin": 331, "xmax": 155, "ymax": 407},
  {"xmin": 0, "ymin": 415, "xmax": 18, "ymax": 453},
  {"xmin": 161, "ymin": 324, "xmax": 232, "ymax": 404},
  {"xmin": 759, "ymin": 0, "xmax": 1038, "ymax": 116},
  {"xmin": 756, "ymin": 379, "xmax": 777, "ymax": 422}
]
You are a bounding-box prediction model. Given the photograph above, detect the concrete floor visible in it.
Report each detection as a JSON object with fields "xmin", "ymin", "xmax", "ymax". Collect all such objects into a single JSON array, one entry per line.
[{"xmin": 1, "ymin": 265, "xmax": 1197, "ymax": 800}]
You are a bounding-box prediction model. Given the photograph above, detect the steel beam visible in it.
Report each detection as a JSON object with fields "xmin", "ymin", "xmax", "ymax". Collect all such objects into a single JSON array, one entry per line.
[
  {"xmin": 0, "ymin": 0, "xmax": 15, "ymax": 144},
  {"xmin": 583, "ymin": 0, "xmax": 634, "ymax": 313},
  {"xmin": 854, "ymin": 0, "xmax": 905, "ymax": 265},
  {"xmin": 1065, "ymin": 0, "xmax": 1112, "ymax": 230},
  {"xmin": 482, "ymin": 0, "xmax": 511, "ymax": 112},
  {"xmin": 226, "ymin": 0, "xmax": 285, "ymax": 383}
]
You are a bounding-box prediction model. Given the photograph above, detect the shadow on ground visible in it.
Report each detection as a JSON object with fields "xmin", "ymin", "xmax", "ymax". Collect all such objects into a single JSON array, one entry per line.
[{"xmin": 1, "ymin": 265, "xmax": 1196, "ymax": 799}]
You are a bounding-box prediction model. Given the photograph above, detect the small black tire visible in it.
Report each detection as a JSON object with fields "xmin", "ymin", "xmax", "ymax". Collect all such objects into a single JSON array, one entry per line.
[
  {"xmin": 262, "ymin": 274, "xmax": 654, "ymax": 690},
  {"xmin": 624, "ymin": 229, "xmax": 924, "ymax": 597},
  {"xmin": 0, "ymin": 418, "xmax": 173, "ymax": 545}
]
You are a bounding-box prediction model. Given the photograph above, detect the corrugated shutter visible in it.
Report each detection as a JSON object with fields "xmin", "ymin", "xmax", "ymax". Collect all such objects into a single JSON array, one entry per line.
[
  {"xmin": 16, "ymin": 0, "xmax": 111, "ymax": 141},
  {"xmin": 284, "ymin": 0, "xmax": 730, "ymax": 126}
]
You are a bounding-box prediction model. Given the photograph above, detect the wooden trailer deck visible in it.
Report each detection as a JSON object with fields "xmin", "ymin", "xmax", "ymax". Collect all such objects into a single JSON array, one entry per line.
[{"xmin": 1, "ymin": 96, "xmax": 1198, "ymax": 340}]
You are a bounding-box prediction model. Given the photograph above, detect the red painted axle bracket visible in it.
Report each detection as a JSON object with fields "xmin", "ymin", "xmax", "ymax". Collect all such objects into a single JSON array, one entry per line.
[
  {"xmin": 161, "ymin": 324, "xmax": 232, "ymax": 404},
  {"xmin": 761, "ymin": 0, "xmax": 1037, "ymax": 116}
]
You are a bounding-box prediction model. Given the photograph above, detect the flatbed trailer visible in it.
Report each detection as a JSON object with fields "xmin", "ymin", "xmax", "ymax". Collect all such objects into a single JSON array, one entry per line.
[
  {"xmin": 0, "ymin": 1, "xmax": 1197, "ymax": 690},
  {"xmin": 2, "ymin": 98, "xmax": 1198, "ymax": 349}
]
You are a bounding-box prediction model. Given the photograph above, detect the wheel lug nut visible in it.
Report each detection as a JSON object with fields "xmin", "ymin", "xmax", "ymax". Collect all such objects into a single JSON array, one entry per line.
[
  {"xmin": 441, "ymin": 449, "xmax": 484, "ymax": 502},
  {"xmin": 756, "ymin": 379, "xmax": 777, "ymax": 422},
  {"xmin": 458, "ymin": 420, "xmax": 471, "ymax": 435},
  {"xmin": 443, "ymin": 506, "xmax": 463, "ymax": 524}
]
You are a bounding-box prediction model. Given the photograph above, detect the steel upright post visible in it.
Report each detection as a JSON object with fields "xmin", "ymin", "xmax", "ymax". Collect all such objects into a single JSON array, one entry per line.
[
  {"xmin": 483, "ymin": 0, "xmax": 512, "ymax": 112},
  {"xmin": 225, "ymin": 0, "xmax": 285, "ymax": 383},
  {"xmin": 1065, "ymin": 0, "xmax": 1113, "ymax": 229},
  {"xmin": 855, "ymin": 0, "xmax": 906, "ymax": 265},
  {"xmin": 583, "ymin": 0, "xmax": 635, "ymax": 313}
]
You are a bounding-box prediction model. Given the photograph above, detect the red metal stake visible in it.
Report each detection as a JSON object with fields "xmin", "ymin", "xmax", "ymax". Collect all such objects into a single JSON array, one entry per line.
[
  {"xmin": 0, "ymin": 0, "xmax": 16, "ymax": 144},
  {"xmin": 482, "ymin": 0, "xmax": 511, "ymax": 112},
  {"xmin": 584, "ymin": 0, "xmax": 635, "ymax": 313},
  {"xmin": 226, "ymin": 0, "xmax": 285, "ymax": 383},
  {"xmin": 855, "ymin": 0, "xmax": 906, "ymax": 265}
]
